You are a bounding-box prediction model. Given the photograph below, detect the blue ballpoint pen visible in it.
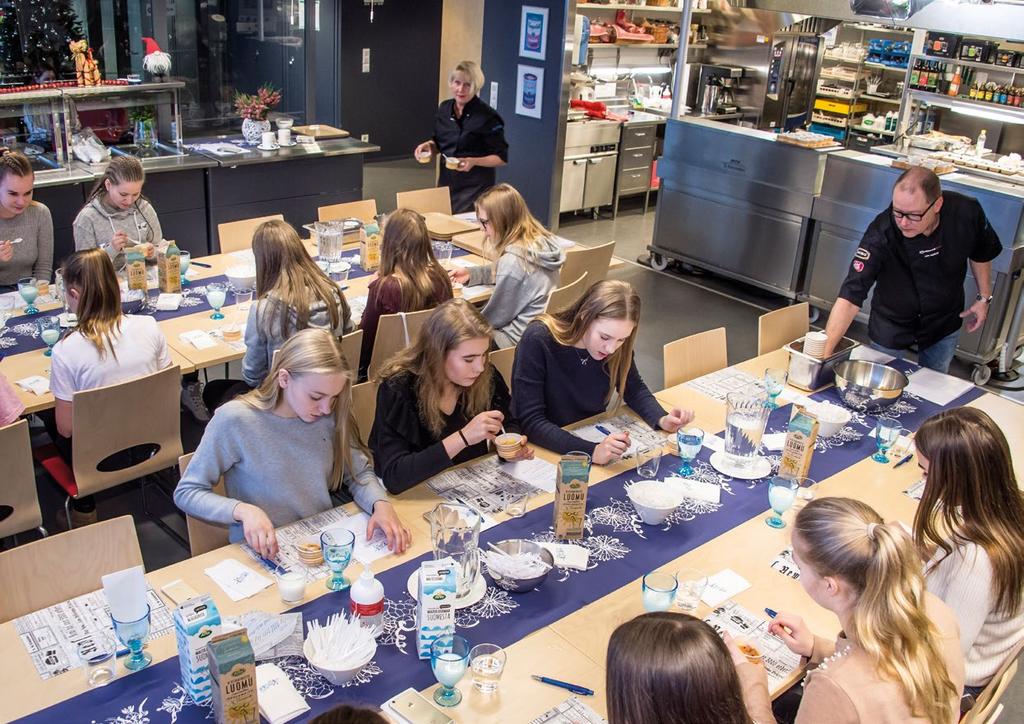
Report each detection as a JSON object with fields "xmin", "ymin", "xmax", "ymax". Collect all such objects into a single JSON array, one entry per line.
[
  {"xmin": 531, "ymin": 675, "xmax": 594, "ymax": 696},
  {"xmin": 595, "ymin": 424, "xmax": 613, "ymax": 436},
  {"xmin": 765, "ymin": 607, "xmax": 778, "ymax": 619}
]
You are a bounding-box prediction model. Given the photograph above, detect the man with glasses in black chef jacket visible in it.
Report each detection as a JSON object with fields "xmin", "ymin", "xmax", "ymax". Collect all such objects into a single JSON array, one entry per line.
[{"xmin": 821, "ymin": 167, "xmax": 1001, "ymax": 373}]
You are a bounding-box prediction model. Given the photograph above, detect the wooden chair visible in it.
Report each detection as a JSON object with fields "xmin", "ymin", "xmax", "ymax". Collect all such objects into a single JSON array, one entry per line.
[
  {"xmin": 559, "ymin": 240, "xmax": 615, "ymax": 290},
  {"xmin": 757, "ymin": 302, "xmax": 810, "ymax": 356},
  {"xmin": 367, "ymin": 308, "xmax": 434, "ymax": 380},
  {"xmin": 396, "ymin": 187, "xmax": 452, "ymax": 216},
  {"xmin": 544, "ymin": 272, "xmax": 588, "ymax": 315},
  {"xmin": 0, "ymin": 419, "xmax": 46, "ymax": 540},
  {"xmin": 489, "ymin": 347, "xmax": 515, "ymax": 391},
  {"xmin": 962, "ymin": 641, "xmax": 1024, "ymax": 724},
  {"xmin": 340, "ymin": 329, "xmax": 363, "ymax": 373},
  {"xmin": 217, "ymin": 214, "xmax": 284, "ymax": 253},
  {"xmin": 178, "ymin": 453, "xmax": 230, "ymax": 558},
  {"xmin": 0, "ymin": 515, "xmax": 142, "ymax": 622},
  {"xmin": 663, "ymin": 328, "xmax": 728, "ymax": 388},
  {"xmin": 351, "ymin": 381, "xmax": 378, "ymax": 447},
  {"xmin": 318, "ymin": 199, "xmax": 378, "ymax": 223}
]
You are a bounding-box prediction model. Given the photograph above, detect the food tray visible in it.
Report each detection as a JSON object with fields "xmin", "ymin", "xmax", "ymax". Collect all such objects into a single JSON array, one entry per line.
[
  {"xmin": 776, "ymin": 133, "xmax": 841, "ymax": 149},
  {"xmin": 784, "ymin": 336, "xmax": 859, "ymax": 391},
  {"xmin": 292, "ymin": 124, "xmax": 350, "ymax": 139},
  {"xmin": 891, "ymin": 158, "xmax": 956, "ymax": 175}
]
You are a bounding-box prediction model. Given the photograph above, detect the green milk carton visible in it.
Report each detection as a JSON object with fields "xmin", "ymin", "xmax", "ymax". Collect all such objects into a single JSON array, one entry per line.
[{"xmin": 206, "ymin": 628, "xmax": 258, "ymax": 724}]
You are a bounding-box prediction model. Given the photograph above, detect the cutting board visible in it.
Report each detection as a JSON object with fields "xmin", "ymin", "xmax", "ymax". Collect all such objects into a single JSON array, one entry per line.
[
  {"xmin": 292, "ymin": 124, "xmax": 350, "ymax": 139},
  {"xmin": 423, "ymin": 212, "xmax": 481, "ymax": 240}
]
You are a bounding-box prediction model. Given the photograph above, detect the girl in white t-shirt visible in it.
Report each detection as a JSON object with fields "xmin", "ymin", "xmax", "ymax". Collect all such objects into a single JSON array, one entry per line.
[{"xmin": 44, "ymin": 248, "xmax": 171, "ymax": 521}]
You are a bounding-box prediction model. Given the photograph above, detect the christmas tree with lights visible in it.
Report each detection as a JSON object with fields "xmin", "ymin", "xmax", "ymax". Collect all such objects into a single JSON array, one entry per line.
[{"xmin": 0, "ymin": 0, "xmax": 84, "ymax": 81}]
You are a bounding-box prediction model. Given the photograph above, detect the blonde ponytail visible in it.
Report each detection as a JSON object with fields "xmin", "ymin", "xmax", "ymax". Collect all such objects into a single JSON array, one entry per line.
[{"xmin": 795, "ymin": 498, "xmax": 958, "ymax": 724}]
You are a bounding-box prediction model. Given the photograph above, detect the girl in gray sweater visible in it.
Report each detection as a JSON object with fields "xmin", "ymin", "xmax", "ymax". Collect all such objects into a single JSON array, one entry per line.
[
  {"xmin": 449, "ymin": 183, "xmax": 565, "ymax": 349},
  {"xmin": 0, "ymin": 151, "xmax": 53, "ymax": 289},
  {"xmin": 174, "ymin": 328, "xmax": 411, "ymax": 557}
]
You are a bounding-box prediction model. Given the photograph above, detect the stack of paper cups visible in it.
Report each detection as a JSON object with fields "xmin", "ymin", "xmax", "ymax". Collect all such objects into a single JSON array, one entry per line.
[{"xmin": 803, "ymin": 331, "xmax": 828, "ymax": 359}]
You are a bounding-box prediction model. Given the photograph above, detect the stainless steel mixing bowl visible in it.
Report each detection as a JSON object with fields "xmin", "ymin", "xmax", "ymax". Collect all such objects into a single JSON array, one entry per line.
[
  {"xmin": 484, "ymin": 539, "xmax": 555, "ymax": 593},
  {"xmin": 833, "ymin": 360, "xmax": 909, "ymax": 412}
]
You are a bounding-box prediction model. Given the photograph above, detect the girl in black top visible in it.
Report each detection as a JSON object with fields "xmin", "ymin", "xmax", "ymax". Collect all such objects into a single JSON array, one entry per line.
[{"xmin": 369, "ymin": 299, "xmax": 532, "ymax": 494}]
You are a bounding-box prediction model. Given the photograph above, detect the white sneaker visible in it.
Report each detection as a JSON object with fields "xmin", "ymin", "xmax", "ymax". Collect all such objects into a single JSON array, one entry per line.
[{"xmin": 181, "ymin": 381, "xmax": 211, "ymax": 422}]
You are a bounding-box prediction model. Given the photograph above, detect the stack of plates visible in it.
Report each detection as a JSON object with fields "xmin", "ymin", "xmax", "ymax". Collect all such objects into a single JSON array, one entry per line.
[
  {"xmin": 297, "ymin": 538, "xmax": 323, "ymax": 567},
  {"xmin": 803, "ymin": 331, "xmax": 828, "ymax": 359}
]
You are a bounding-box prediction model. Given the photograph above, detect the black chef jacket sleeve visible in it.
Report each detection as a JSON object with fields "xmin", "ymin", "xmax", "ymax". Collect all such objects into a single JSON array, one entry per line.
[
  {"xmin": 968, "ymin": 200, "xmax": 1002, "ymax": 264},
  {"xmin": 481, "ymin": 113, "xmax": 509, "ymax": 163},
  {"xmin": 837, "ymin": 220, "xmax": 888, "ymax": 308}
]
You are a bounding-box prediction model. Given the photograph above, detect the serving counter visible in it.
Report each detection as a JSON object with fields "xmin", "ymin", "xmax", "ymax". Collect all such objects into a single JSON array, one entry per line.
[{"xmin": 649, "ymin": 118, "xmax": 829, "ymax": 299}]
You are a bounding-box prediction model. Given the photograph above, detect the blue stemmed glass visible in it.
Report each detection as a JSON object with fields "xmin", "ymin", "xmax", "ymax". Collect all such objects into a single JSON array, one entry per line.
[
  {"xmin": 431, "ymin": 634, "xmax": 470, "ymax": 707},
  {"xmin": 111, "ymin": 606, "xmax": 152, "ymax": 671},
  {"xmin": 38, "ymin": 316, "xmax": 60, "ymax": 356},
  {"xmin": 205, "ymin": 282, "xmax": 227, "ymax": 320},
  {"xmin": 676, "ymin": 427, "xmax": 704, "ymax": 477},
  {"xmin": 766, "ymin": 476, "xmax": 798, "ymax": 529},
  {"xmin": 872, "ymin": 417, "xmax": 902, "ymax": 463},
  {"xmin": 320, "ymin": 527, "xmax": 355, "ymax": 591},
  {"xmin": 18, "ymin": 277, "xmax": 40, "ymax": 315},
  {"xmin": 179, "ymin": 250, "xmax": 191, "ymax": 286},
  {"xmin": 764, "ymin": 368, "xmax": 788, "ymax": 410}
]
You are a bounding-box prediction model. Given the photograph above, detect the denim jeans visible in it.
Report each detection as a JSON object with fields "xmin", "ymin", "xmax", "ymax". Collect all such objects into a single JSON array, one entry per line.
[{"xmin": 871, "ymin": 328, "xmax": 961, "ymax": 373}]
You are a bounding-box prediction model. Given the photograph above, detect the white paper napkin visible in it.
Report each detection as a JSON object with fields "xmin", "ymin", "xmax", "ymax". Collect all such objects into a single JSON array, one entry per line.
[
  {"xmin": 179, "ymin": 330, "xmax": 217, "ymax": 350},
  {"xmin": 204, "ymin": 559, "xmax": 273, "ymax": 601},
  {"xmin": 762, "ymin": 432, "xmax": 787, "ymax": 452},
  {"xmin": 536, "ymin": 542, "xmax": 590, "ymax": 571},
  {"xmin": 701, "ymin": 568, "xmax": 751, "ymax": 607},
  {"xmin": 155, "ymin": 293, "xmax": 181, "ymax": 311},
  {"xmin": 102, "ymin": 566, "xmax": 149, "ymax": 622},
  {"xmin": 15, "ymin": 376, "xmax": 50, "ymax": 396},
  {"xmin": 256, "ymin": 663, "xmax": 309, "ymax": 724}
]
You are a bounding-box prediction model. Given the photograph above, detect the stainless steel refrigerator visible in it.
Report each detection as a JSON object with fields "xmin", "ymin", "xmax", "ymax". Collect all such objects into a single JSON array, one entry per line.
[{"xmin": 760, "ymin": 32, "xmax": 823, "ymax": 132}]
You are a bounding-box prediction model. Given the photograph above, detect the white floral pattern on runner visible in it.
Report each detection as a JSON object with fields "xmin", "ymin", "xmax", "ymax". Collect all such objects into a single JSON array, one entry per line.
[
  {"xmin": 0, "ymin": 336, "xmax": 17, "ymax": 350},
  {"xmin": 587, "ymin": 497, "xmax": 647, "ymax": 539},
  {"xmin": 380, "ymin": 597, "xmax": 418, "ymax": 656},
  {"xmin": 8, "ymin": 322, "xmax": 39, "ymax": 338},
  {"xmin": 92, "ymin": 698, "xmax": 150, "ymax": 724},
  {"xmin": 456, "ymin": 587, "xmax": 519, "ymax": 628}
]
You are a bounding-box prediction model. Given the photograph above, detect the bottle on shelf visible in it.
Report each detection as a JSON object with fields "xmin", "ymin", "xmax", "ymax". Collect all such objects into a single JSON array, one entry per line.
[
  {"xmin": 976, "ymin": 129, "xmax": 987, "ymax": 158},
  {"xmin": 948, "ymin": 65, "xmax": 961, "ymax": 97},
  {"xmin": 910, "ymin": 59, "xmax": 922, "ymax": 88}
]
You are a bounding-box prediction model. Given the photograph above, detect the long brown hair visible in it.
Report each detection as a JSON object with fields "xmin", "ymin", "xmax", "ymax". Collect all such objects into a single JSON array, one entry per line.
[
  {"xmin": 377, "ymin": 209, "xmax": 452, "ymax": 310},
  {"xmin": 253, "ymin": 219, "xmax": 347, "ymax": 338},
  {"xmin": 0, "ymin": 150, "xmax": 33, "ymax": 185},
  {"xmin": 374, "ymin": 299, "xmax": 494, "ymax": 436},
  {"xmin": 475, "ymin": 183, "xmax": 553, "ymax": 264},
  {"xmin": 795, "ymin": 498, "xmax": 958, "ymax": 724},
  {"xmin": 61, "ymin": 249, "xmax": 124, "ymax": 359},
  {"xmin": 914, "ymin": 407, "xmax": 1024, "ymax": 616},
  {"xmin": 606, "ymin": 612, "xmax": 753, "ymax": 724},
  {"xmin": 537, "ymin": 280, "xmax": 641, "ymax": 407},
  {"xmin": 240, "ymin": 328, "xmax": 366, "ymax": 490}
]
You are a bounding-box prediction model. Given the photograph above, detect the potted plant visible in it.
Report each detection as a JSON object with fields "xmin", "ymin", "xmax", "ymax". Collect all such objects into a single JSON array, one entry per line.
[
  {"xmin": 129, "ymin": 106, "xmax": 157, "ymax": 151},
  {"xmin": 233, "ymin": 84, "xmax": 282, "ymax": 144}
]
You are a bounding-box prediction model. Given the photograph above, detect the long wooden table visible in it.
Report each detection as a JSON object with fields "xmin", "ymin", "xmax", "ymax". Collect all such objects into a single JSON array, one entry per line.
[{"xmin": 2, "ymin": 349, "xmax": 1018, "ymax": 722}]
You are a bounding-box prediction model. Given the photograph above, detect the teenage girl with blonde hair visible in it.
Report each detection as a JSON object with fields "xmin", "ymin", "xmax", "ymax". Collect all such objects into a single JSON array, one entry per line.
[
  {"xmin": 741, "ymin": 497, "xmax": 963, "ymax": 724},
  {"xmin": 448, "ymin": 183, "xmax": 564, "ymax": 348},
  {"xmin": 913, "ymin": 408, "xmax": 1024, "ymax": 696},
  {"xmin": 369, "ymin": 299, "xmax": 531, "ymax": 494},
  {"xmin": 511, "ymin": 279, "xmax": 693, "ymax": 465},
  {"xmin": 175, "ymin": 328, "xmax": 410, "ymax": 556},
  {"xmin": 0, "ymin": 150, "xmax": 53, "ymax": 291},
  {"xmin": 358, "ymin": 208, "xmax": 452, "ymax": 375}
]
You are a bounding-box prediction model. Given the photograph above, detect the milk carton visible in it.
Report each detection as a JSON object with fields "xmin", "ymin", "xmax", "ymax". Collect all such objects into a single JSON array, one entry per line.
[
  {"xmin": 554, "ymin": 452, "xmax": 591, "ymax": 539},
  {"xmin": 173, "ymin": 594, "xmax": 221, "ymax": 703},
  {"xmin": 360, "ymin": 222, "xmax": 381, "ymax": 272},
  {"xmin": 778, "ymin": 407, "xmax": 820, "ymax": 480},
  {"xmin": 207, "ymin": 629, "xmax": 259, "ymax": 724},
  {"xmin": 415, "ymin": 557, "xmax": 457, "ymax": 659}
]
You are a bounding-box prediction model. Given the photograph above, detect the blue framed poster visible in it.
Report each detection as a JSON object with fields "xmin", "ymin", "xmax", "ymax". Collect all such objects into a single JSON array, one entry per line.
[{"xmin": 519, "ymin": 6, "xmax": 548, "ymax": 61}]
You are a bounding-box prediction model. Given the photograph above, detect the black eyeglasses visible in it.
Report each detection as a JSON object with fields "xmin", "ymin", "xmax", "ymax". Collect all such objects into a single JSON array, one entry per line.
[
  {"xmin": 478, "ymin": 217, "xmax": 491, "ymax": 228},
  {"xmin": 892, "ymin": 196, "xmax": 938, "ymax": 223}
]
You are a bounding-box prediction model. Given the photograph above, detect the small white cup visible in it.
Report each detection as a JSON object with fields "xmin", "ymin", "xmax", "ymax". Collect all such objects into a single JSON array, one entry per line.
[
  {"xmin": 277, "ymin": 572, "xmax": 306, "ymax": 603},
  {"xmin": 277, "ymin": 128, "xmax": 291, "ymax": 145},
  {"xmin": 261, "ymin": 130, "xmax": 276, "ymax": 148}
]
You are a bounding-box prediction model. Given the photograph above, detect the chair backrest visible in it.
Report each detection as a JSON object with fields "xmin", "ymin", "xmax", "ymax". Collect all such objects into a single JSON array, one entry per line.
[
  {"xmin": 489, "ymin": 347, "xmax": 515, "ymax": 391},
  {"xmin": 217, "ymin": 214, "xmax": 285, "ymax": 253},
  {"xmin": 350, "ymin": 381, "xmax": 378, "ymax": 447},
  {"xmin": 367, "ymin": 308, "xmax": 434, "ymax": 380},
  {"xmin": 559, "ymin": 240, "xmax": 615, "ymax": 289},
  {"xmin": 339, "ymin": 329, "xmax": 363, "ymax": 373},
  {"xmin": 962, "ymin": 641, "xmax": 1024, "ymax": 724},
  {"xmin": 0, "ymin": 419, "xmax": 43, "ymax": 538},
  {"xmin": 0, "ymin": 515, "xmax": 142, "ymax": 622},
  {"xmin": 72, "ymin": 366, "xmax": 184, "ymax": 498},
  {"xmin": 318, "ymin": 199, "xmax": 378, "ymax": 223},
  {"xmin": 663, "ymin": 327, "xmax": 728, "ymax": 388},
  {"xmin": 178, "ymin": 453, "xmax": 230, "ymax": 558},
  {"xmin": 757, "ymin": 302, "xmax": 810, "ymax": 356},
  {"xmin": 396, "ymin": 187, "xmax": 452, "ymax": 216},
  {"xmin": 544, "ymin": 272, "xmax": 588, "ymax": 315}
]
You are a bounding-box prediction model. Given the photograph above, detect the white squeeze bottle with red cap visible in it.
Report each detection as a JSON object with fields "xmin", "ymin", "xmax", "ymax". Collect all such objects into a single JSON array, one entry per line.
[{"xmin": 350, "ymin": 566, "xmax": 385, "ymax": 637}]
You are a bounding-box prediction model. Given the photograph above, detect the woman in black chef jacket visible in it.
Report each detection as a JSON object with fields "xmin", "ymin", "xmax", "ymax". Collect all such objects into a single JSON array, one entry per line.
[{"xmin": 414, "ymin": 60, "xmax": 509, "ymax": 214}]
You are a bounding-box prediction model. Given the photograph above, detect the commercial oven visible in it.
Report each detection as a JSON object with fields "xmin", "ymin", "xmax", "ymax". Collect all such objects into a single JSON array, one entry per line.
[{"xmin": 559, "ymin": 120, "xmax": 620, "ymax": 215}]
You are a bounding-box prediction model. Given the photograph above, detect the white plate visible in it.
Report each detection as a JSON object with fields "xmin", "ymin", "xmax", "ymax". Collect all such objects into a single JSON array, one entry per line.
[
  {"xmin": 256, "ymin": 144, "xmax": 279, "ymax": 151},
  {"xmin": 709, "ymin": 451, "xmax": 772, "ymax": 480},
  {"xmin": 278, "ymin": 140, "xmax": 298, "ymax": 147},
  {"xmin": 406, "ymin": 569, "xmax": 486, "ymax": 610}
]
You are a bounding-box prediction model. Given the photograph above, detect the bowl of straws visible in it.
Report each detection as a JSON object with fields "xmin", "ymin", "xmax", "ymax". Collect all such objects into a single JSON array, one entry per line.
[
  {"xmin": 303, "ymin": 612, "xmax": 377, "ymax": 685},
  {"xmin": 483, "ymin": 539, "xmax": 554, "ymax": 593}
]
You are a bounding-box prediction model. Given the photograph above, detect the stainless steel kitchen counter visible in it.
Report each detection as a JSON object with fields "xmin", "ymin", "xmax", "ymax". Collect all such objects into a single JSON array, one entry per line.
[
  {"xmin": 71, "ymin": 151, "xmax": 218, "ymax": 177},
  {"xmin": 191, "ymin": 137, "xmax": 380, "ymax": 167},
  {"xmin": 32, "ymin": 167, "xmax": 96, "ymax": 189}
]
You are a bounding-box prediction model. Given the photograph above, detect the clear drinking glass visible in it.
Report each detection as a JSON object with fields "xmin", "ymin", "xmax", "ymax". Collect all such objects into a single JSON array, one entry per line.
[
  {"xmin": 791, "ymin": 477, "xmax": 817, "ymax": 512},
  {"xmin": 431, "ymin": 502, "xmax": 481, "ymax": 599},
  {"xmin": 641, "ymin": 572, "xmax": 678, "ymax": 612},
  {"xmin": 111, "ymin": 606, "xmax": 152, "ymax": 671},
  {"xmin": 18, "ymin": 277, "xmax": 39, "ymax": 314},
  {"xmin": 205, "ymin": 282, "xmax": 227, "ymax": 320},
  {"xmin": 725, "ymin": 386, "xmax": 770, "ymax": 471},
  {"xmin": 676, "ymin": 427, "xmax": 704, "ymax": 477},
  {"xmin": 502, "ymin": 489, "xmax": 532, "ymax": 518},
  {"xmin": 0, "ymin": 296, "xmax": 14, "ymax": 333},
  {"xmin": 872, "ymin": 417, "xmax": 902, "ymax": 463},
  {"xmin": 767, "ymin": 476, "xmax": 799, "ymax": 529},
  {"xmin": 635, "ymin": 443, "xmax": 663, "ymax": 479},
  {"xmin": 431, "ymin": 634, "xmax": 471, "ymax": 707},
  {"xmin": 469, "ymin": 643, "xmax": 507, "ymax": 693},
  {"xmin": 315, "ymin": 221, "xmax": 344, "ymax": 264},
  {"xmin": 38, "ymin": 316, "xmax": 60, "ymax": 356},
  {"xmin": 764, "ymin": 368, "xmax": 788, "ymax": 410},
  {"xmin": 320, "ymin": 527, "xmax": 356, "ymax": 591},
  {"xmin": 674, "ymin": 567, "xmax": 708, "ymax": 613},
  {"xmin": 432, "ymin": 240, "xmax": 454, "ymax": 267},
  {"xmin": 78, "ymin": 636, "xmax": 116, "ymax": 687},
  {"xmin": 232, "ymin": 287, "xmax": 254, "ymax": 313},
  {"xmin": 179, "ymin": 250, "xmax": 192, "ymax": 285}
]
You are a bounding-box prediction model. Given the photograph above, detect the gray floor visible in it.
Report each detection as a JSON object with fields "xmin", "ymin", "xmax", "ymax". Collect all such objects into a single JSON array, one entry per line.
[{"xmin": 15, "ymin": 158, "xmax": 1024, "ymax": 718}]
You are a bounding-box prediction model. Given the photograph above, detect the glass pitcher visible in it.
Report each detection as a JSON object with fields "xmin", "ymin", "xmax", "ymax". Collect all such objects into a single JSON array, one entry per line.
[
  {"xmin": 724, "ymin": 384, "xmax": 770, "ymax": 470},
  {"xmin": 314, "ymin": 220, "xmax": 344, "ymax": 265},
  {"xmin": 430, "ymin": 502, "xmax": 481, "ymax": 599}
]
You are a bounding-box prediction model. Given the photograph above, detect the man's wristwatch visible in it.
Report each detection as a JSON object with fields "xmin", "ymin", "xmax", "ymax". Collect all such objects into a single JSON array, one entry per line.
[{"xmin": 976, "ymin": 293, "xmax": 993, "ymax": 305}]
